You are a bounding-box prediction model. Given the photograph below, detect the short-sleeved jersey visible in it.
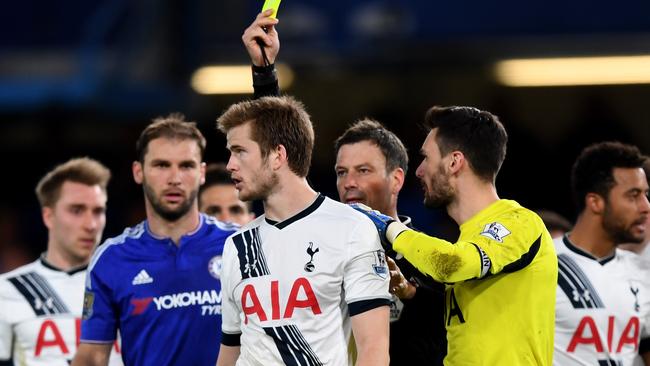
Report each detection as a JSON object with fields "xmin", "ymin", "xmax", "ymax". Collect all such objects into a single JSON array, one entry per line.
[
  {"xmin": 554, "ymin": 236, "xmax": 650, "ymax": 366},
  {"xmin": 81, "ymin": 214, "xmax": 237, "ymax": 366},
  {"xmin": 393, "ymin": 199, "xmax": 558, "ymax": 365},
  {"xmin": 220, "ymin": 195, "xmax": 391, "ymax": 365},
  {"xmin": 0, "ymin": 256, "xmax": 122, "ymax": 366}
]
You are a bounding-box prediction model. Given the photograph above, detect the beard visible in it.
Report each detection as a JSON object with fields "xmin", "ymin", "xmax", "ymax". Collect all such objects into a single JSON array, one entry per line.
[
  {"xmin": 239, "ymin": 168, "xmax": 279, "ymax": 202},
  {"xmin": 143, "ymin": 181, "xmax": 198, "ymax": 222},
  {"xmin": 422, "ymin": 167, "xmax": 455, "ymax": 209},
  {"xmin": 603, "ymin": 204, "xmax": 646, "ymax": 244}
]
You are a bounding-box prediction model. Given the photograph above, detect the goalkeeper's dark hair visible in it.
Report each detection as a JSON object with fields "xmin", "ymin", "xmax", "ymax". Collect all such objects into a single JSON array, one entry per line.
[
  {"xmin": 571, "ymin": 141, "xmax": 646, "ymax": 213},
  {"xmin": 334, "ymin": 118, "xmax": 408, "ymax": 174},
  {"xmin": 217, "ymin": 96, "xmax": 314, "ymax": 177},
  {"xmin": 423, "ymin": 106, "xmax": 507, "ymax": 183},
  {"xmin": 136, "ymin": 113, "xmax": 206, "ymax": 163},
  {"xmin": 36, "ymin": 157, "xmax": 111, "ymax": 208}
]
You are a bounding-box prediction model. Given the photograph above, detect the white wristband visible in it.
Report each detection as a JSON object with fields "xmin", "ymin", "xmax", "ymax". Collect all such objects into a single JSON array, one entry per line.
[{"xmin": 386, "ymin": 221, "xmax": 409, "ymax": 243}]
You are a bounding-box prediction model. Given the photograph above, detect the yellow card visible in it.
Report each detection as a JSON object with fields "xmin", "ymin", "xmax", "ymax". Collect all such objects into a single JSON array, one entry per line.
[{"xmin": 262, "ymin": 0, "xmax": 282, "ymax": 19}]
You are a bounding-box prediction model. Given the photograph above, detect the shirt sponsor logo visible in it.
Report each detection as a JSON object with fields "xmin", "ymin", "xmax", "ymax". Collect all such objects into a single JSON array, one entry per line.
[
  {"xmin": 241, "ymin": 277, "xmax": 321, "ymax": 324},
  {"xmin": 151, "ymin": 290, "xmax": 222, "ymax": 315},
  {"xmin": 480, "ymin": 222, "xmax": 511, "ymax": 243},
  {"xmin": 567, "ymin": 315, "xmax": 639, "ymax": 354}
]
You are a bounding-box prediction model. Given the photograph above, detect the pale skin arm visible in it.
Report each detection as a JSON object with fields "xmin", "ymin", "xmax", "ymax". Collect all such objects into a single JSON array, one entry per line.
[
  {"xmin": 215, "ymin": 345, "xmax": 240, "ymax": 366},
  {"xmin": 351, "ymin": 306, "xmax": 390, "ymax": 366},
  {"xmin": 242, "ymin": 10, "xmax": 279, "ymax": 66},
  {"xmin": 71, "ymin": 343, "xmax": 112, "ymax": 366}
]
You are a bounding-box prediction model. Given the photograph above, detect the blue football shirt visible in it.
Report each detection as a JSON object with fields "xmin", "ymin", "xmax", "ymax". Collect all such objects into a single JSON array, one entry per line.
[{"xmin": 81, "ymin": 214, "xmax": 237, "ymax": 366}]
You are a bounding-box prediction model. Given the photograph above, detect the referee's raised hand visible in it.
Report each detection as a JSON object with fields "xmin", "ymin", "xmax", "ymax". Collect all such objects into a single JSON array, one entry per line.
[{"xmin": 242, "ymin": 9, "xmax": 279, "ymax": 66}]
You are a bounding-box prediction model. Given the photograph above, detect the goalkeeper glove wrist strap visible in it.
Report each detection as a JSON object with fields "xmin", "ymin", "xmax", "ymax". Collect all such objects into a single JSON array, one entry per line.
[{"xmin": 386, "ymin": 221, "xmax": 409, "ymax": 243}]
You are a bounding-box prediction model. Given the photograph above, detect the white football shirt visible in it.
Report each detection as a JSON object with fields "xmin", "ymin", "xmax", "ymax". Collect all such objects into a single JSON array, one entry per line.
[
  {"xmin": 554, "ymin": 236, "xmax": 650, "ymax": 366},
  {"xmin": 220, "ymin": 195, "xmax": 391, "ymax": 366},
  {"xmin": 0, "ymin": 255, "xmax": 122, "ymax": 366}
]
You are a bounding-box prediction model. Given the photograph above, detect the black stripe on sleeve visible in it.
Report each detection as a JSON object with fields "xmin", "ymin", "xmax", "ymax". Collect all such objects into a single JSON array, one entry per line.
[
  {"xmin": 639, "ymin": 337, "xmax": 650, "ymax": 354},
  {"xmin": 348, "ymin": 298, "xmax": 391, "ymax": 316},
  {"xmin": 501, "ymin": 235, "xmax": 541, "ymax": 273},
  {"xmin": 221, "ymin": 331, "xmax": 241, "ymax": 346}
]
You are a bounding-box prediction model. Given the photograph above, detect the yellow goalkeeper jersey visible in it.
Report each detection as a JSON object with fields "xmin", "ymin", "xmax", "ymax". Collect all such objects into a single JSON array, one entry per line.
[{"xmin": 393, "ymin": 199, "xmax": 557, "ymax": 365}]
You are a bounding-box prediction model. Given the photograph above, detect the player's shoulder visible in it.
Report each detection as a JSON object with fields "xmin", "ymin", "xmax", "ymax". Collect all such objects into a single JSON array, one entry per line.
[
  {"xmin": 202, "ymin": 213, "xmax": 240, "ymax": 235},
  {"xmin": 230, "ymin": 215, "xmax": 265, "ymax": 236},
  {"xmin": 316, "ymin": 196, "xmax": 375, "ymax": 226},
  {"xmin": 553, "ymin": 235, "xmax": 568, "ymax": 252},
  {"xmin": 0, "ymin": 259, "xmax": 40, "ymax": 281},
  {"xmin": 0, "ymin": 259, "xmax": 41, "ymax": 301},
  {"xmin": 492, "ymin": 200, "xmax": 542, "ymax": 224},
  {"xmin": 89, "ymin": 222, "xmax": 147, "ymax": 270}
]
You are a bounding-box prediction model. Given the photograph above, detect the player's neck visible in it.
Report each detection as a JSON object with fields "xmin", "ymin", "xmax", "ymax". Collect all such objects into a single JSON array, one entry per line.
[
  {"xmin": 448, "ymin": 179, "xmax": 499, "ymax": 225},
  {"xmin": 263, "ymin": 175, "xmax": 318, "ymax": 222},
  {"xmin": 146, "ymin": 204, "xmax": 201, "ymax": 245},
  {"xmin": 568, "ymin": 215, "xmax": 616, "ymax": 258},
  {"xmin": 45, "ymin": 244, "xmax": 88, "ymax": 271}
]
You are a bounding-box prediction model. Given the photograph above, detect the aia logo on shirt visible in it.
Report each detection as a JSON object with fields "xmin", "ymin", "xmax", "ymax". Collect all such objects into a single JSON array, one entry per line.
[
  {"xmin": 567, "ymin": 316, "xmax": 640, "ymax": 353},
  {"xmin": 240, "ymin": 277, "xmax": 322, "ymax": 324}
]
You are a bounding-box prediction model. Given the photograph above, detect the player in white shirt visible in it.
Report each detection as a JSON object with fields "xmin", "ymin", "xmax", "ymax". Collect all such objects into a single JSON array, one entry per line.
[
  {"xmin": 0, "ymin": 158, "xmax": 122, "ymax": 366},
  {"xmin": 554, "ymin": 142, "xmax": 650, "ymax": 366},
  {"xmin": 216, "ymin": 96, "xmax": 391, "ymax": 366}
]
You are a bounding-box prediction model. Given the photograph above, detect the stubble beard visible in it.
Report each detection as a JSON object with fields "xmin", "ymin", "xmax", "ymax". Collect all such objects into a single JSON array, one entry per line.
[
  {"xmin": 603, "ymin": 204, "xmax": 646, "ymax": 244},
  {"xmin": 239, "ymin": 169, "xmax": 279, "ymax": 202},
  {"xmin": 422, "ymin": 170, "xmax": 455, "ymax": 209},
  {"xmin": 143, "ymin": 181, "xmax": 198, "ymax": 222}
]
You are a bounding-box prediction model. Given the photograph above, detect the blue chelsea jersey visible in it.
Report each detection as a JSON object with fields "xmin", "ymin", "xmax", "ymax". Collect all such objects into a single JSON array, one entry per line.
[{"xmin": 81, "ymin": 214, "xmax": 238, "ymax": 366}]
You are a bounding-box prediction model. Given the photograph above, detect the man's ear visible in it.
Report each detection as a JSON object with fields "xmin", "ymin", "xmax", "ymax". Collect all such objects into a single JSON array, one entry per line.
[
  {"xmin": 448, "ymin": 151, "xmax": 465, "ymax": 175},
  {"xmin": 390, "ymin": 167, "xmax": 405, "ymax": 195},
  {"xmin": 133, "ymin": 161, "xmax": 144, "ymax": 184},
  {"xmin": 42, "ymin": 207, "xmax": 54, "ymax": 230},
  {"xmin": 586, "ymin": 193, "xmax": 605, "ymax": 215},
  {"xmin": 270, "ymin": 144, "xmax": 287, "ymax": 170}
]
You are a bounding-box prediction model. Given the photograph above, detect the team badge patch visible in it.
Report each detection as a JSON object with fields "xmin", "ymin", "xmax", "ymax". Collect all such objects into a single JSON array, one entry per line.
[
  {"xmin": 304, "ymin": 242, "xmax": 319, "ymax": 272},
  {"xmin": 480, "ymin": 222, "xmax": 511, "ymax": 243},
  {"xmin": 372, "ymin": 250, "xmax": 388, "ymax": 279},
  {"xmin": 82, "ymin": 292, "xmax": 94, "ymax": 320},
  {"xmin": 208, "ymin": 256, "xmax": 223, "ymax": 279}
]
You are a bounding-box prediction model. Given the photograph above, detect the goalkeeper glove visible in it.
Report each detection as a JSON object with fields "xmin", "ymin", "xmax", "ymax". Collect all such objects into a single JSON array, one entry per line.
[{"xmin": 349, "ymin": 203, "xmax": 409, "ymax": 253}]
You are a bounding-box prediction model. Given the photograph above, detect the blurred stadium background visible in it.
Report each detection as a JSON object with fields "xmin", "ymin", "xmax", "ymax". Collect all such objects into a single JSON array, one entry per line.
[{"xmin": 2, "ymin": 0, "xmax": 650, "ymax": 269}]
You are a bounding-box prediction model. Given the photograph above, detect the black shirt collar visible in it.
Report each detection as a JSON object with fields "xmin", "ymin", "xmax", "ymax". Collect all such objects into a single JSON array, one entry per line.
[
  {"xmin": 40, "ymin": 252, "xmax": 88, "ymax": 275},
  {"xmin": 265, "ymin": 194, "xmax": 326, "ymax": 230},
  {"xmin": 562, "ymin": 234, "xmax": 616, "ymax": 265}
]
